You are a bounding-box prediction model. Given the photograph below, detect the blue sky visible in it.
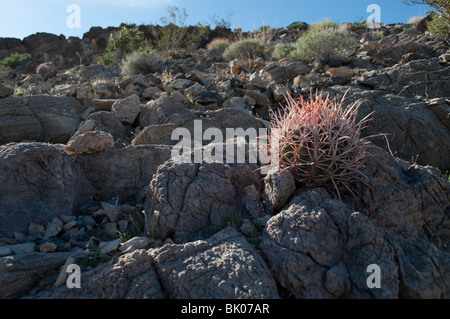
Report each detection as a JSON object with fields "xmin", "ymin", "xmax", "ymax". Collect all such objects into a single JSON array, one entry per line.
[{"xmin": 0, "ymin": 0, "xmax": 430, "ymax": 39}]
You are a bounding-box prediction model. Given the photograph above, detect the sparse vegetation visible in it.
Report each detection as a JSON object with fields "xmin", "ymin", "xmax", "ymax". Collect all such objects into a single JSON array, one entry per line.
[
  {"xmin": 0, "ymin": 53, "xmax": 31, "ymax": 69},
  {"xmin": 154, "ymin": 6, "xmax": 207, "ymax": 51},
  {"xmin": 287, "ymin": 21, "xmax": 309, "ymax": 31},
  {"xmin": 290, "ymin": 28, "xmax": 356, "ymax": 61},
  {"xmin": 272, "ymin": 43, "xmax": 296, "ymax": 59},
  {"xmin": 207, "ymin": 38, "xmax": 231, "ymax": 51},
  {"xmin": 223, "ymin": 39, "xmax": 266, "ymax": 61},
  {"xmin": 120, "ymin": 49, "xmax": 162, "ymax": 76},
  {"xmin": 307, "ymin": 19, "xmax": 339, "ymax": 33},
  {"xmin": 209, "ymin": 9, "xmax": 234, "ymax": 29},
  {"xmin": 403, "ymin": 0, "xmax": 450, "ymax": 40},
  {"xmin": 107, "ymin": 25, "xmax": 145, "ymax": 57}
]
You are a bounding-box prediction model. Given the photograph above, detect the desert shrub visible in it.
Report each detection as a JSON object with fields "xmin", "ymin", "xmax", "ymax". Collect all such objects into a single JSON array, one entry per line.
[
  {"xmin": 307, "ymin": 20, "xmax": 339, "ymax": 34},
  {"xmin": 209, "ymin": 9, "xmax": 234, "ymax": 29},
  {"xmin": 290, "ymin": 29, "xmax": 356, "ymax": 61},
  {"xmin": 0, "ymin": 53, "xmax": 32, "ymax": 69},
  {"xmin": 154, "ymin": 6, "xmax": 206, "ymax": 51},
  {"xmin": 103, "ymin": 25, "xmax": 145, "ymax": 64},
  {"xmin": 120, "ymin": 50, "xmax": 162, "ymax": 76},
  {"xmin": 207, "ymin": 38, "xmax": 231, "ymax": 51},
  {"xmin": 223, "ymin": 39, "xmax": 266, "ymax": 61},
  {"xmin": 428, "ymin": 14, "xmax": 450, "ymax": 39},
  {"xmin": 403, "ymin": 0, "xmax": 449, "ymax": 39},
  {"xmin": 370, "ymin": 30, "xmax": 384, "ymax": 41},
  {"xmin": 266, "ymin": 91, "xmax": 373, "ymax": 199},
  {"xmin": 99, "ymin": 52, "xmax": 115, "ymax": 66},
  {"xmin": 272, "ymin": 43, "xmax": 296, "ymax": 59},
  {"xmin": 287, "ymin": 21, "xmax": 309, "ymax": 31}
]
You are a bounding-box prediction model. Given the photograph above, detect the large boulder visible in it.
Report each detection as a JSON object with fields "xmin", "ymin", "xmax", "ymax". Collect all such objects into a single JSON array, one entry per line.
[
  {"xmin": 0, "ymin": 252, "xmax": 80, "ymax": 299},
  {"xmin": 76, "ymin": 145, "xmax": 172, "ymax": 202},
  {"xmin": 259, "ymin": 148, "xmax": 450, "ymax": 299},
  {"xmin": 26, "ymin": 228, "xmax": 279, "ymax": 299},
  {"xmin": 26, "ymin": 96, "xmax": 84, "ymax": 143},
  {"xmin": 145, "ymin": 141, "xmax": 265, "ymax": 241},
  {"xmin": 150, "ymin": 227, "xmax": 279, "ymax": 298},
  {"xmin": 71, "ymin": 111, "xmax": 128, "ymax": 142},
  {"xmin": 0, "ymin": 96, "xmax": 84, "ymax": 145},
  {"xmin": 0, "ymin": 97, "xmax": 43, "ymax": 144},
  {"xmin": 0, "ymin": 143, "xmax": 92, "ymax": 233},
  {"xmin": 324, "ymin": 87, "xmax": 450, "ymax": 169},
  {"xmin": 359, "ymin": 58, "xmax": 450, "ymax": 98}
]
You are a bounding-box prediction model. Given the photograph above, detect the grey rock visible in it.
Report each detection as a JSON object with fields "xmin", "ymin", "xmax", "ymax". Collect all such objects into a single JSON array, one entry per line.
[
  {"xmin": 259, "ymin": 188, "xmax": 398, "ymax": 299},
  {"xmin": 92, "ymin": 99, "xmax": 117, "ymax": 111},
  {"xmin": 104, "ymin": 222, "xmax": 118, "ymax": 239},
  {"xmin": 28, "ymin": 223, "xmax": 45, "ymax": 236},
  {"xmin": 0, "ymin": 83, "xmax": 13, "ymax": 98},
  {"xmin": 361, "ymin": 58, "xmax": 450, "ymax": 98},
  {"xmin": 31, "ymin": 249, "xmax": 164, "ymax": 299},
  {"xmin": 0, "ymin": 97, "xmax": 43, "ymax": 145},
  {"xmin": 111, "ymin": 94, "xmax": 141, "ymax": 125},
  {"xmin": 426, "ymin": 98, "xmax": 450, "ymax": 130},
  {"xmin": 77, "ymin": 145, "xmax": 171, "ymax": 201},
  {"xmin": 150, "ymin": 227, "xmax": 280, "ymax": 299},
  {"xmin": 40, "ymin": 242, "xmax": 57, "ymax": 253},
  {"xmin": 77, "ymin": 215, "xmax": 96, "ymax": 228},
  {"xmin": 9, "ymin": 243, "xmax": 36, "ymax": 255},
  {"xmin": 99, "ymin": 239, "xmax": 120, "ymax": 255},
  {"xmin": 0, "ymin": 246, "xmax": 12, "ymax": 257},
  {"xmin": 260, "ymin": 148, "xmax": 450, "ymax": 299},
  {"xmin": 83, "ymin": 111, "xmax": 128, "ymax": 141},
  {"xmin": 326, "ymin": 87, "xmax": 450, "ymax": 169},
  {"xmin": 245, "ymin": 90, "xmax": 270, "ymax": 106},
  {"xmin": 0, "ymin": 143, "xmax": 92, "ymax": 234},
  {"xmin": 0, "ymin": 252, "xmax": 77, "ymax": 298},
  {"xmin": 65, "ymin": 130, "xmax": 114, "ymax": 155},
  {"xmin": 63, "ymin": 220, "xmax": 77, "ymax": 231},
  {"xmin": 264, "ymin": 168, "xmax": 296, "ymax": 214},
  {"xmin": 44, "ymin": 218, "xmax": 63, "ymax": 238},
  {"xmin": 145, "ymin": 144, "xmax": 263, "ymax": 240},
  {"xmin": 222, "ymin": 97, "xmax": 247, "ymax": 108},
  {"xmin": 239, "ymin": 219, "xmax": 257, "ymax": 237},
  {"xmin": 140, "ymin": 96, "xmax": 197, "ymax": 127},
  {"xmin": 26, "ymin": 96, "xmax": 84, "ymax": 144},
  {"xmin": 272, "ymin": 85, "xmax": 291, "ymax": 103},
  {"xmin": 195, "ymin": 91, "xmax": 222, "ymax": 105},
  {"xmin": 262, "ymin": 60, "xmax": 311, "ymax": 83},
  {"xmin": 132, "ymin": 123, "xmax": 179, "ymax": 146},
  {"xmin": 102, "ymin": 202, "xmax": 123, "ymax": 223},
  {"xmin": 119, "ymin": 236, "xmax": 152, "ymax": 253}
]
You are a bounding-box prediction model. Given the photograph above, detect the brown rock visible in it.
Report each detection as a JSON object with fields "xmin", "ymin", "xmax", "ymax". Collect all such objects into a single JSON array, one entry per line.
[{"xmin": 65, "ymin": 130, "xmax": 114, "ymax": 155}]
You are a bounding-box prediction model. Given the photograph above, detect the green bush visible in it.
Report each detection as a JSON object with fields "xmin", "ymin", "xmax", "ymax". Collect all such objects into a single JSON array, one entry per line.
[
  {"xmin": 428, "ymin": 14, "xmax": 450, "ymax": 39},
  {"xmin": 0, "ymin": 53, "xmax": 32, "ymax": 69},
  {"xmin": 207, "ymin": 38, "xmax": 231, "ymax": 51},
  {"xmin": 290, "ymin": 29, "xmax": 356, "ymax": 61},
  {"xmin": 99, "ymin": 52, "xmax": 115, "ymax": 66},
  {"xmin": 120, "ymin": 50, "xmax": 162, "ymax": 76},
  {"xmin": 272, "ymin": 43, "xmax": 296, "ymax": 59},
  {"xmin": 403, "ymin": 0, "xmax": 449, "ymax": 39},
  {"xmin": 287, "ymin": 21, "xmax": 308, "ymax": 31},
  {"xmin": 106, "ymin": 25, "xmax": 145, "ymax": 61},
  {"xmin": 223, "ymin": 39, "xmax": 266, "ymax": 61}
]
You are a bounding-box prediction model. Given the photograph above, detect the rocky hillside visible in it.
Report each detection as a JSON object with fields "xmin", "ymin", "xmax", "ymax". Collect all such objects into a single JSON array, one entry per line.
[{"xmin": 0, "ymin": 20, "xmax": 449, "ymax": 299}]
